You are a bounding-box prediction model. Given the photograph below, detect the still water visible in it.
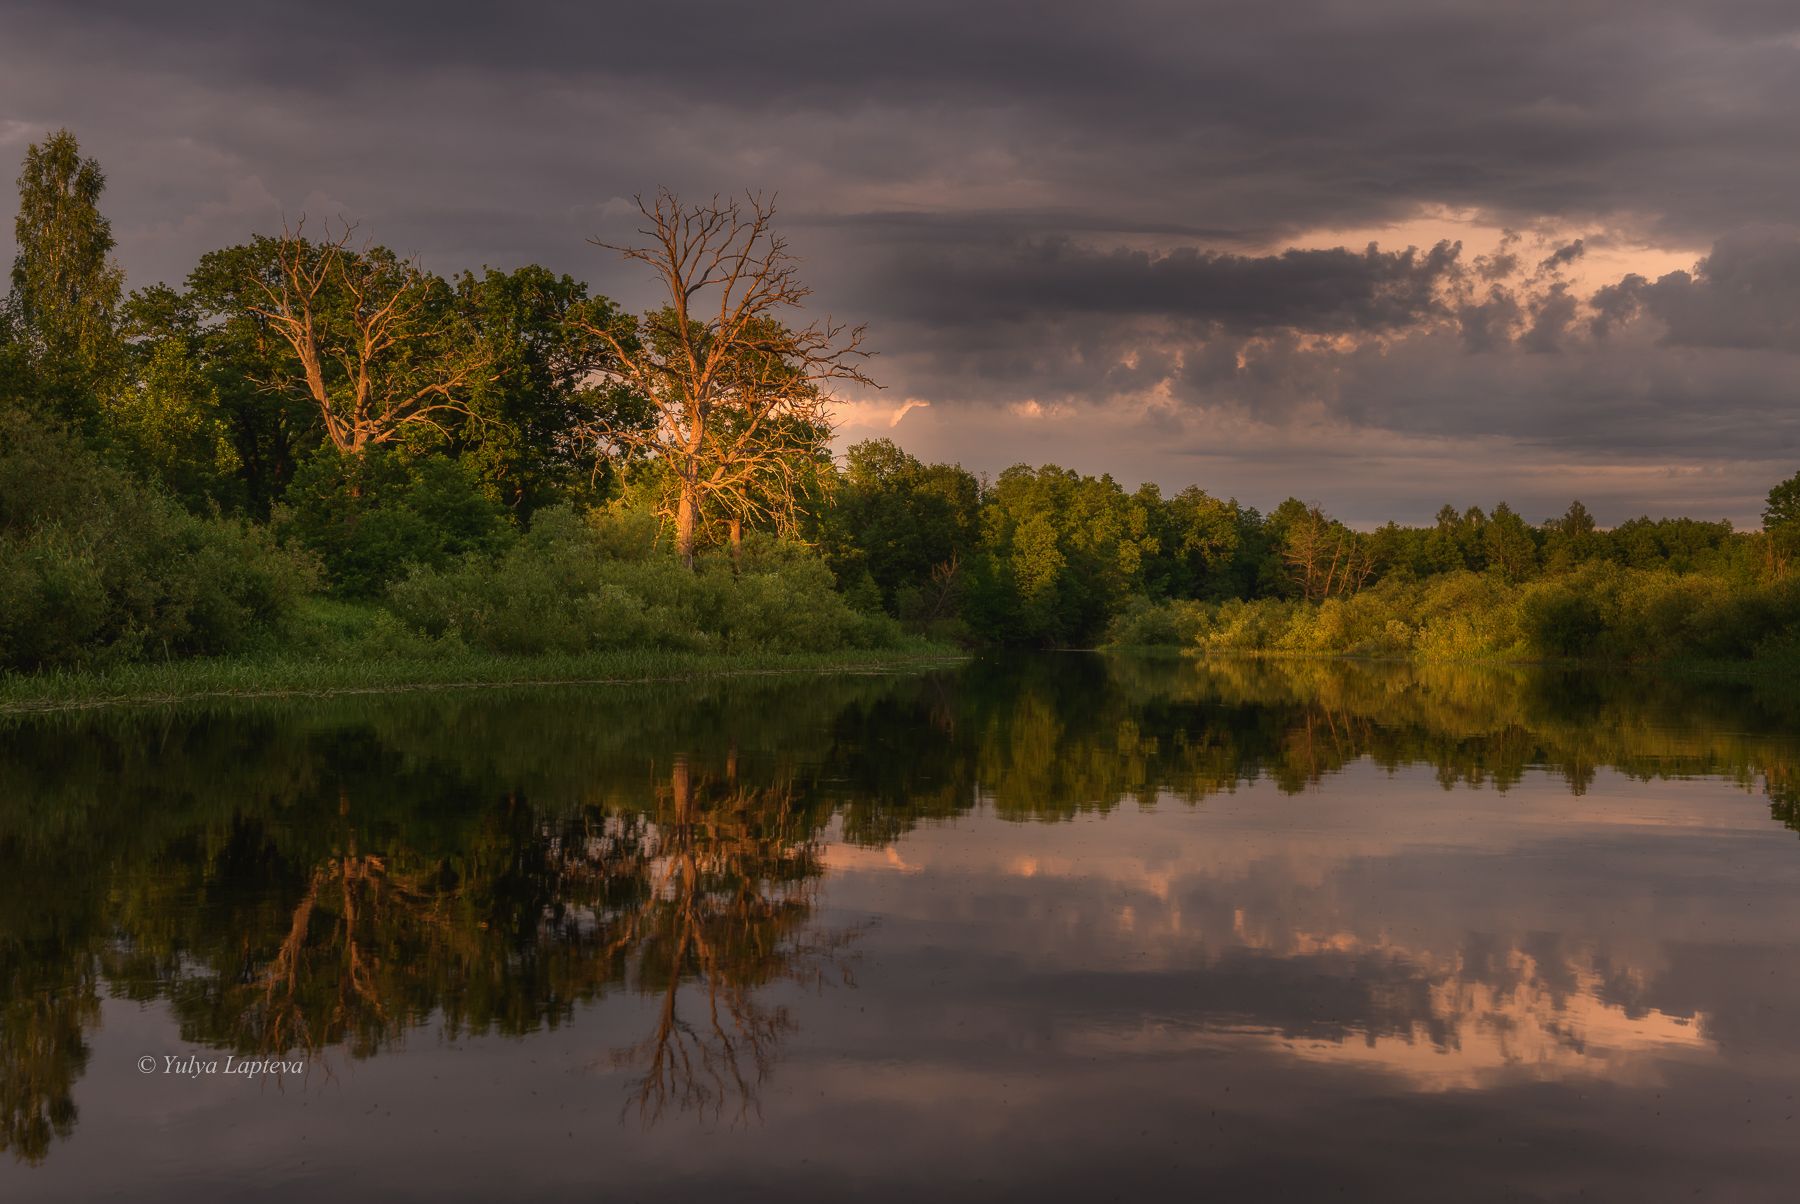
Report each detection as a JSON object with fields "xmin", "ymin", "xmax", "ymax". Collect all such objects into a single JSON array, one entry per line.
[{"xmin": 3, "ymin": 654, "xmax": 1800, "ymax": 1201}]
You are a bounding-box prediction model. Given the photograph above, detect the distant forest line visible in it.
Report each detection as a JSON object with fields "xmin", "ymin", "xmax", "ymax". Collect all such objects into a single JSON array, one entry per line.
[{"xmin": 4, "ymin": 130, "xmax": 1799, "ymax": 675}]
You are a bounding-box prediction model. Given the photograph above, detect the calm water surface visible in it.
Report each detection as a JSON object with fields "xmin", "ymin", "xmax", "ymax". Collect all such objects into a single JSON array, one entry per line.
[{"xmin": 4, "ymin": 654, "xmax": 1800, "ymax": 1201}]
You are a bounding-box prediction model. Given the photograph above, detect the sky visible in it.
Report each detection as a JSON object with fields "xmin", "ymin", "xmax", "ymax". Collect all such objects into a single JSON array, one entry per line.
[{"xmin": 3, "ymin": 0, "xmax": 1798, "ymax": 526}]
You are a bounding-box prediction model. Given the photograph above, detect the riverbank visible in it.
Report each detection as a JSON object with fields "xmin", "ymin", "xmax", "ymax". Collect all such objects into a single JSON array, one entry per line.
[{"xmin": 0, "ymin": 643, "xmax": 965, "ymax": 714}]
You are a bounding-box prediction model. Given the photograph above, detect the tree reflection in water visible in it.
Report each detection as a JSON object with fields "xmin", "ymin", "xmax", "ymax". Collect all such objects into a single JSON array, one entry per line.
[
  {"xmin": 2, "ymin": 655, "xmax": 1799, "ymax": 1163},
  {"xmin": 102, "ymin": 752, "xmax": 849, "ymax": 1134},
  {"xmin": 610, "ymin": 755, "xmax": 856, "ymax": 1126}
]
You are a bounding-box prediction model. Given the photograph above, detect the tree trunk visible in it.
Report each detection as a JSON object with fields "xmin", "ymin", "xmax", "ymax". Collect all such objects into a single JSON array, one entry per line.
[
  {"xmin": 729, "ymin": 517, "xmax": 743, "ymax": 572},
  {"xmin": 675, "ymin": 479, "xmax": 698, "ymax": 568}
]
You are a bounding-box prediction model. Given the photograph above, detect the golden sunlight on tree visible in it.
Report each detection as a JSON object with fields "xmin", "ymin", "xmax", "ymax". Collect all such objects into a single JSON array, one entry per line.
[
  {"xmin": 580, "ymin": 191, "xmax": 875, "ymax": 566},
  {"xmin": 1282, "ymin": 503, "xmax": 1376, "ymax": 602},
  {"xmin": 247, "ymin": 220, "xmax": 487, "ymax": 456}
]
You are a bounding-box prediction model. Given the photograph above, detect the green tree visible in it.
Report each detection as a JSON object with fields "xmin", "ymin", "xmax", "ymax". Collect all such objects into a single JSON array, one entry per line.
[
  {"xmin": 274, "ymin": 449, "xmax": 512, "ymax": 597},
  {"xmin": 821, "ymin": 439, "xmax": 980, "ymax": 618},
  {"xmin": 1764, "ymin": 471, "xmax": 1800, "ymax": 578},
  {"xmin": 1767, "ymin": 473, "xmax": 1800, "ymax": 530},
  {"xmin": 0, "ymin": 401, "xmax": 312, "ymax": 671},
  {"xmin": 1543, "ymin": 499, "xmax": 1602, "ymax": 571},
  {"xmin": 450, "ymin": 265, "xmax": 629, "ymax": 514},
  {"xmin": 177, "ymin": 241, "xmax": 322, "ymax": 513},
  {"xmin": 966, "ymin": 465, "xmax": 1155, "ymax": 644},
  {"xmin": 7, "ymin": 130, "xmax": 124, "ymax": 422},
  {"xmin": 106, "ymin": 290, "xmax": 241, "ymax": 509},
  {"xmin": 1144, "ymin": 484, "xmax": 1241, "ymax": 599},
  {"xmin": 1484, "ymin": 502, "xmax": 1538, "ymax": 581},
  {"xmin": 1421, "ymin": 503, "xmax": 1469, "ymax": 574}
]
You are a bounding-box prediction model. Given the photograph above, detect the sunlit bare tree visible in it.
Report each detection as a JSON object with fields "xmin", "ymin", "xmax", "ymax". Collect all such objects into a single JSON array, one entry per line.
[
  {"xmin": 248, "ymin": 219, "xmax": 486, "ymax": 455},
  {"xmin": 580, "ymin": 191, "xmax": 875, "ymax": 565}
]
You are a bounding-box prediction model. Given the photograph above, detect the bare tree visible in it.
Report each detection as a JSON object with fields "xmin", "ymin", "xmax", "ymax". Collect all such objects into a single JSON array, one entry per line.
[
  {"xmin": 580, "ymin": 191, "xmax": 875, "ymax": 566},
  {"xmin": 1283, "ymin": 504, "xmax": 1376, "ymax": 601},
  {"xmin": 247, "ymin": 219, "xmax": 485, "ymax": 456}
]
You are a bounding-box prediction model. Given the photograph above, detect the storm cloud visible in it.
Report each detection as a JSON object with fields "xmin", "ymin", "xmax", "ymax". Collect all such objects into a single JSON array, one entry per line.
[
  {"xmin": 880, "ymin": 239, "xmax": 1464, "ymax": 332},
  {"xmin": 2, "ymin": 0, "xmax": 1798, "ymax": 521},
  {"xmin": 1595, "ymin": 232, "xmax": 1800, "ymax": 352}
]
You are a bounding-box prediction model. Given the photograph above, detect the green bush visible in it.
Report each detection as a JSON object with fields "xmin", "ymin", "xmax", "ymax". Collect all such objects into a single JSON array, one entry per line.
[
  {"xmin": 1105, "ymin": 561, "xmax": 1800, "ymax": 665},
  {"xmin": 0, "ymin": 404, "xmax": 315, "ymax": 671},
  {"xmin": 274, "ymin": 450, "xmax": 514, "ymax": 597},
  {"xmin": 1105, "ymin": 597, "xmax": 1210, "ymax": 648},
  {"xmin": 1410, "ymin": 573, "xmax": 1522, "ymax": 659},
  {"xmin": 388, "ymin": 505, "xmax": 902, "ymax": 655},
  {"xmin": 1519, "ymin": 584, "xmax": 1605, "ymax": 657}
]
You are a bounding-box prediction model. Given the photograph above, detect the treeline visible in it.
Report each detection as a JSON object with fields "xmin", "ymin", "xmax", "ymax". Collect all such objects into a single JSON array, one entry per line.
[
  {"xmin": 3, "ymin": 130, "xmax": 1798, "ymax": 672},
  {"xmin": 815, "ymin": 446, "xmax": 1800, "ymax": 654}
]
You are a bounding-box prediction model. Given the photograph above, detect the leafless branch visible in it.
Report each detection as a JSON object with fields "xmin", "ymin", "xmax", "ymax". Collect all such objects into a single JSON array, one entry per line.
[{"xmin": 580, "ymin": 190, "xmax": 876, "ymax": 564}]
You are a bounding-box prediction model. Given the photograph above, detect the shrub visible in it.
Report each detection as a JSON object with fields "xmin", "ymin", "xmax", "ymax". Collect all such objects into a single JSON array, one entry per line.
[
  {"xmin": 1142, "ymin": 561, "xmax": 1800, "ymax": 665},
  {"xmin": 0, "ymin": 404, "xmax": 316, "ymax": 671},
  {"xmin": 1103, "ymin": 597, "xmax": 1209, "ymax": 648},
  {"xmin": 388, "ymin": 506, "xmax": 902, "ymax": 655},
  {"xmin": 1411, "ymin": 573, "xmax": 1522, "ymax": 660}
]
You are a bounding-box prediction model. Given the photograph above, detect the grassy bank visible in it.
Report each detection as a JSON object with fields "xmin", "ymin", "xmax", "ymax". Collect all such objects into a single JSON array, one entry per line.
[
  {"xmin": 0, "ymin": 647, "xmax": 963, "ymax": 714},
  {"xmin": 0, "ymin": 602, "xmax": 963, "ymax": 713}
]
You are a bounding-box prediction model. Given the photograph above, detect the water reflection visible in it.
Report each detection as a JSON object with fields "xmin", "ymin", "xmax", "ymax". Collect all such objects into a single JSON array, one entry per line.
[
  {"xmin": 1, "ymin": 655, "xmax": 1798, "ymax": 1189},
  {"xmin": 610, "ymin": 756, "xmax": 856, "ymax": 1125}
]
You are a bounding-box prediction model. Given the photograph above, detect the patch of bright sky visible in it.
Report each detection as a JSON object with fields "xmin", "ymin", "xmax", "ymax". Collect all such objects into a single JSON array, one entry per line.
[{"xmin": 1282, "ymin": 204, "xmax": 1705, "ymax": 291}]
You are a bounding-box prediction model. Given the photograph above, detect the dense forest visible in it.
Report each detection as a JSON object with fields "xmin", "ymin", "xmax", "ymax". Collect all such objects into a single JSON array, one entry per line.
[{"xmin": 3, "ymin": 130, "xmax": 1798, "ymax": 677}]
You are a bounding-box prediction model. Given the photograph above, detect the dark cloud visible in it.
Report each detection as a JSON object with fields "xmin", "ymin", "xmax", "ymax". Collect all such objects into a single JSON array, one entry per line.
[
  {"xmin": 2, "ymin": 0, "xmax": 1798, "ymax": 519},
  {"xmin": 1456, "ymin": 285, "xmax": 1524, "ymax": 353},
  {"xmin": 7, "ymin": 0, "xmax": 1800, "ymax": 258},
  {"xmin": 1539, "ymin": 239, "xmax": 1587, "ymax": 272},
  {"xmin": 1521, "ymin": 282, "xmax": 1579, "ymax": 352},
  {"xmin": 879, "ymin": 238, "xmax": 1463, "ymax": 333},
  {"xmin": 1596, "ymin": 232, "xmax": 1800, "ymax": 351}
]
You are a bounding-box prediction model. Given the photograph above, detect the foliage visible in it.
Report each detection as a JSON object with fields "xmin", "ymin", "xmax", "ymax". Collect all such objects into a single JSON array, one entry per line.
[
  {"xmin": 273, "ymin": 449, "xmax": 514, "ymax": 598},
  {"xmin": 1767, "ymin": 471, "xmax": 1800, "ymax": 532},
  {"xmin": 1, "ymin": 132, "xmax": 1794, "ymax": 676},
  {"xmin": 963, "ymin": 464, "xmax": 1162, "ymax": 645},
  {"xmin": 0, "ymin": 403, "xmax": 314, "ymax": 672},
  {"xmin": 449, "ymin": 265, "xmax": 628, "ymax": 514},
  {"xmin": 1766, "ymin": 470, "xmax": 1800, "ymax": 579},
  {"xmin": 1104, "ymin": 596, "xmax": 1212, "ymax": 648},
  {"xmin": 158, "ymin": 243, "xmax": 318, "ymax": 512},
  {"xmin": 1107, "ymin": 563, "xmax": 1800, "ymax": 663},
  {"xmin": 103, "ymin": 332, "xmax": 240, "ymax": 509},
  {"xmin": 818, "ymin": 438, "xmax": 980, "ymax": 620},
  {"xmin": 388, "ymin": 505, "xmax": 901, "ymax": 655},
  {"xmin": 8, "ymin": 130, "xmax": 123, "ymax": 424}
]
